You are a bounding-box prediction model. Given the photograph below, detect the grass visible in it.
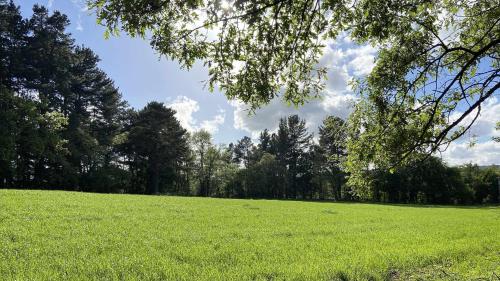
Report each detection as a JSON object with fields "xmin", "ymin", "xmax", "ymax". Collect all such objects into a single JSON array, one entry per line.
[{"xmin": 0, "ymin": 189, "xmax": 499, "ymax": 280}]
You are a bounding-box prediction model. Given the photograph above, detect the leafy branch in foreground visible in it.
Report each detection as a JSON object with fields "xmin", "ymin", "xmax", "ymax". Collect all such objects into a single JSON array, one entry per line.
[
  {"xmin": 345, "ymin": 0, "xmax": 499, "ymax": 192},
  {"xmin": 90, "ymin": 0, "xmax": 332, "ymax": 110}
]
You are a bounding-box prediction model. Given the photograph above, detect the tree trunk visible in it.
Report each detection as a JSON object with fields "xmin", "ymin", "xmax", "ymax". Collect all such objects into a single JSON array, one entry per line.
[{"xmin": 148, "ymin": 158, "xmax": 160, "ymax": 195}]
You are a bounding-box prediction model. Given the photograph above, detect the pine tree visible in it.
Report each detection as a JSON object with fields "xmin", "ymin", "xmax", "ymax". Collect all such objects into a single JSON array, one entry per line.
[
  {"xmin": 126, "ymin": 102, "xmax": 189, "ymax": 194},
  {"xmin": 318, "ymin": 116, "xmax": 347, "ymax": 200}
]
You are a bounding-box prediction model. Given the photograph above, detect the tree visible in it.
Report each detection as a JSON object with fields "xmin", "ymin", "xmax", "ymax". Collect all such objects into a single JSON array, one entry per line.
[
  {"xmin": 0, "ymin": 1, "xmax": 26, "ymax": 91},
  {"xmin": 0, "ymin": 87, "xmax": 17, "ymax": 187},
  {"xmin": 0, "ymin": 2, "xmax": 74, "ymax": 189},
  {"xmin": 0, "ymin": 2, "xmax": 130, "ymax": 192},
  {"xmin": 190, "ymin": 130, "xmax": 213, "ymax": 196},
  {"xmin": 126, "ymin": 102, "xmax": 188, "ymax": 194},
  {"xmin": 211, "ymin": 144, "xmax": 240, "ymax": 197},
  {"xmin": 258, "ymin": 129, "xmax": 272, "ymax": 154},
  {"xmin": 309, "ymin": 144, "xmax": 328, "ymax": 200},
  {"xmin": 244, "ymin": 153, "xmax": 284, "ymax": 198},
  {"xmin": 360, "ymin": 156, "xmax": 473, "ymax": 204},
  {"xmin": 233, "ymin": 136, "xmax": 254, "ymax": 168},
  {"xmin": 91, "ymin": 0, "xmax": 499, "ymax": 163},
  {"xmin": 273, "ymin": 115, "xmax": 313, "ymax": 198},
  {"xmin": 287, "ymin": 115, "xmax": 313, "ymax": 198},
  {"xmin": 460, "ymin": 164, "xmax": 499, "ymax": 204},
  {"xmin": 318, "ymin": 116, "xmax": 347, "ymax": 200}
]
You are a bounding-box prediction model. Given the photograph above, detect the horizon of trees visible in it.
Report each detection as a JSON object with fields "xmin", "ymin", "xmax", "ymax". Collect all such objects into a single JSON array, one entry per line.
[{"xmin": 1, "ymin": 2, "xmax": 499, "ymax": 205}]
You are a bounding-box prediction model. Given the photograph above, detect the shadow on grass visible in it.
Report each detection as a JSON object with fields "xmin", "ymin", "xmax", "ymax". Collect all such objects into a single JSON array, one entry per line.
[
  {"xmin": 2, "ymin": 188, "xmax": 498, "ymax": 210},
  {"xmin": 235, "ymin": 197, "xmax": 500, "ymax": 210}
]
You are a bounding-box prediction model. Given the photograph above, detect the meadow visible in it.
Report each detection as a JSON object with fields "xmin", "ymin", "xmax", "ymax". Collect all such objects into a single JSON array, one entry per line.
[{"xmin": 0, "ymin": 189, "xmax": 499, "ymax": 280}]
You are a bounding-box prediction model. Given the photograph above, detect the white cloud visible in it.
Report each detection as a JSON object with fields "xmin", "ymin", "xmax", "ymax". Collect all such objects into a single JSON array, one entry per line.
[
  {"xmin": 168, "ymin": 96, "xmax": 225, "ymax": 134},
  {"xmin": 76, "ymin": 14, "xmax": 83, "ymax": 31},
  {"xmin": 168, "ymin": 96, "xmax": 199, "ymax": 131},
  {"xmin": 462, "ymin": 97, "xmax": 499, "ymax": 138},
  {"xmin": 322, "ymin": 37, "xmax": 377, "ymax": 77},
  {"xmin": 441, "ymin": 140, "xmax": 500, "ymax": 166},
  {"xmin": 345, "ymin": 45, "xmax": 377, "ymax": 76},
  {"xmin": 47, "ymin": 0, "xmax": 54, "ymax": 8},
  {"xmin": 440, "ymin": 96, "xmax": 500, "ymax": 165},
  {"xmin": 200, "ymin": 111, "xmax": 225, "ymax": 134}
]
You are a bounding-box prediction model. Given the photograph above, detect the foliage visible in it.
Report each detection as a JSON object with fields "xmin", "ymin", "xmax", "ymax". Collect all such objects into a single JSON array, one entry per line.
[
  {"xmin": 190, "ymin": 130, "xmax": 215, "ymax": 196},
  {"xmin": 124, "ymin": 102, "xmax": 189, "ymax": 194},
  {"xmin": 459, "ymin": 164, "xmax": 500, "ymax": 204},
  {"xmin": 181, "ymin": 115, "xmax": 350, "ymax": 201},
  {"xmin": 0, "ymin": 1, "xmax": 128, "ymax": 191},
  {"xmin": 318, "ymin": 116, "xmax": 347, "ymax": 200}
]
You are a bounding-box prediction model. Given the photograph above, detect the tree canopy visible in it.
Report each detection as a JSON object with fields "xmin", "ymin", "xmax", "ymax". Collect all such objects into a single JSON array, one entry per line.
[{"xmin": 126, "ymin": 102, "xmax": 189, "ymax": 194}]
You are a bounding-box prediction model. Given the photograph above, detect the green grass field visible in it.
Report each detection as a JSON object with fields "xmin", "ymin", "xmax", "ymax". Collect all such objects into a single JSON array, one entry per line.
[{"xmin": 0, "ymin": 190, "xmax": 499, "ymax": 280}]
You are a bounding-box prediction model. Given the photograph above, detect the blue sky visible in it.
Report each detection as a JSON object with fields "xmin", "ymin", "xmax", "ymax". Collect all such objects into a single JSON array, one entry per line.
[{"xmin": 17, "ymin": 0, "xmax": 500, "ymax": 165}]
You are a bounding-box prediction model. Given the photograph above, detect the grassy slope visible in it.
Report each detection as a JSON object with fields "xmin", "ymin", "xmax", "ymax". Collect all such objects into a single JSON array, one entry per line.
[{"xmin": 0, "ymin": 190, "xmax": 498, "ymax": 281}]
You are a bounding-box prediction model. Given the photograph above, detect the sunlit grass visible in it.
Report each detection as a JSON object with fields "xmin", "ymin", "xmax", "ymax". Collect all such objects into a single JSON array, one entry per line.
[{"xmin": 0, "ymin": 189, "xmax": 498, "ymax": 280}]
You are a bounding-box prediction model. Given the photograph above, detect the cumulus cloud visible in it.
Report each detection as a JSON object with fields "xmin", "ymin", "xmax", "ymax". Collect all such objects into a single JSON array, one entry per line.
[
  {"xmin": 324, "ymin": 36, "xmax": 377, "ymax": 77},
  {"xmin": 452, "ymin": 97, "xmax": 500, "ymax": 138},
  {"xmin": 168, "ymin": 96, "xmax": 199, "ymax": 131},
  {"xmin": 345, "ymin": 45, "xmax": 377, "ymax": 76},
  {"xmin": 200, "ymin": 110, "xmax": 225, "ymax": 134},
  {"xmin": 168, "ymin": 96, "xmax": 225, "ymax": 134},
  {"xmin": 441, "ymin": 140, "xmax": 500, "ymax": 166},
  {"xmin": 438, "ymin": 96, "xmax": 500, "ymax": 165}
]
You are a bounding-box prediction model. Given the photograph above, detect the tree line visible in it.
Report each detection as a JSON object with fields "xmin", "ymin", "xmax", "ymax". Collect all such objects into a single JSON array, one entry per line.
[{"xmin": 1, "ymin": 2, "xmax": 499, "ymax": 204}]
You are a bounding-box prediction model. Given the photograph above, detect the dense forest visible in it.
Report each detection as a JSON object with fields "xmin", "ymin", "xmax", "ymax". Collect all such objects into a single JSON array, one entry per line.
[{"xmin": 1, "ymin": 2, "xmax": 499, "ymax": 204}]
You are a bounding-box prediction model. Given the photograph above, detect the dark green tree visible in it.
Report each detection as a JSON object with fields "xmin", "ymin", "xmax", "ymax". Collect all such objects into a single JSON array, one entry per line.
[
  {"xmin": 0, "ymin": 2, "xmax": 130, "ymax": 191},
  {"xmin": 258, "ymin": 129, "xmax": 272, "ymax": 154},
  {"xmin": 0, "ymin": 1, "xmax": 26, "ymax": 90},
  {"xmin": 318, "ymin": 116, "xmax": 347, "ymax": 200},
  {"xmin": 126, "ymin": 102, "xmax": 189, "ymax": 194},
  {"xmin": 460, "ymin": 164, "xmax": 500, "ymax": 204},
  {"xmin": 233, "ymin": 136, "xmax": 254, "ymax": 168},
  {"xmin": 273, "ymin": 115, "xmax": 313, "ymax": 198}
]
